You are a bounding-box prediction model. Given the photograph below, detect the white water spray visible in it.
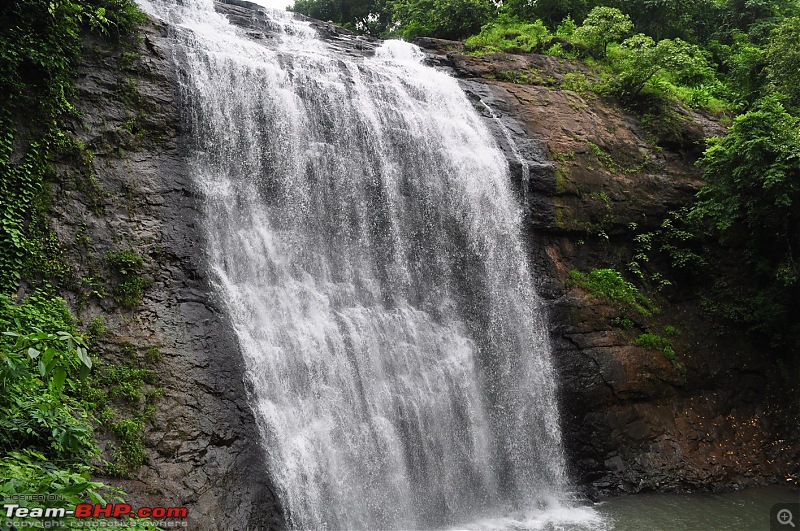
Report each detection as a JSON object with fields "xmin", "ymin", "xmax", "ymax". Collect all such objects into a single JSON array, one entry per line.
[{"xmin": 138, "ymin": 1, "xmax": 604, "ymax": 528}]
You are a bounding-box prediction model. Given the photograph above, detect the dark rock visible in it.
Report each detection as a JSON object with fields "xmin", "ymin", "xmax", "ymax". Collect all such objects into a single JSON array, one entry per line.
[
  {"xmin": 51, "ymin": 18, "xmax": 284, "ymax": 530},
  {"xmin": 426, "ymin": 45, "xmax": 800, "ymax": 497},
  {"xmin": 50, "ymin": 1, "xmax": 799, "ymax": 525}
]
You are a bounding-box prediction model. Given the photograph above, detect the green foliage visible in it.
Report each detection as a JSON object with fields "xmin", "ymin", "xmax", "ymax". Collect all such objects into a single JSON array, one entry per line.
[
  {"xmin": 0, "ymin": 291, "xmax": 75, "ymax": 332},
  {"xmin": 691, "ymin": 97, "xmax": 800, "ymax": 349},
  {"xmin": 558, "ymin": 71, "xmax": 588, "ymax": 91},
  {"xmin": 0, "ymin": 293, "xmax": 126, "ymax": 526},
  {"xmin": 614, "ymin": 34, "xmax": 715, "ymax": 99},
  {"xmin": 627, "ymin": 210, "xmax": 706, "ymax": 287},
  {"xmin": 144, "ymin": 345, "xmax": 163, "ymax": 363},
  {"xmin": 694, "ymin": 98, "xmax": 799, "ymax": 244},
  {"xmin": 764, "ymin": 17, "xmax": 800, "ymax": 112},
  {"xmin": 2, "ymin": 327, "xmax": 92, "ymax": 382},
  {"xmin": 716, "ymin": 32, "xmax": 767, "ymax": 107},
  {"xmin": 611, "ymin": 316, "xmax": 634, "ymax": 329},
  {"xmin": 0, "ymin": 130, "xmax": 65, "ymax": 289},
  {"xmin": 460, "ymin": 9, "xmax": 733, "ymax": 113},
  {"xmin": 106, "ymin": 249, "xmax": 148, "ymax": 307},
  {"xmin": 605, "ymin": 0, "xmax": 722, "ymax": 42},
  {"xmin": 501, "ymin": 0, "xmax": 588, "ymax": 28},
  {"xmin": 290, "ymin": 0, "xmax": 392, "ymax": 36},
  {"xmin": 719, "ymin": 0, "xmax": 800, "ymax": 42},
  {"xmin": 102, "ymin": 364, "xmax": 152, "ymax": 404},
  {"xmin": 465, "ymin": 19, "xmax": 551, "ymax": 54},
  {"xmin": 1, "ymin": 386, "xmax": 95, "ymax": 460},
  {"xmin": 494, "ymin": 69, "xmax": 541, "ymax": 84},
  {"xmin": 574, "ymin": 6, "xmax": 632, "ymax": 58},
  {"xmin": 0, "ymin": 451, "xmax": 157, "ymax": 529},
  {"xmin": 84, "ymin": 359, "xmax": 160, "ymax": 478},
  {"xmin": 106, "ymin": 249, "xmax": 143, "ymax": 274},
  {"xmin": 555, "ymin": 16, "xmax": 577, "ymax": 39},
  {"xmin": 568, "ymin": 268, "xmax": 657, "ymax": 316},
  {"xmin": 392, "ymin": 0, "xmax": 495, "ymax": 40},
  {"xmin": 0, "ymin": 0, "xmax": 144, "ymax": 291},
  {"xmin": 0, "ymin": 450, "xmax": 108, "ymax": 528},
  {"xmin": 85, "ymin": 315, "xmax": 107, "ymax": 342},
  {"xmin": 105, "ymin": 413, "xmax": 150, "ymax": 477},
  {"xmin": 0, "ymin": 294, "xmax": 93, "ymax": 454},
  {"xmin": 634, "ymin": 332, "xmax": 676, "ymax": 360}
]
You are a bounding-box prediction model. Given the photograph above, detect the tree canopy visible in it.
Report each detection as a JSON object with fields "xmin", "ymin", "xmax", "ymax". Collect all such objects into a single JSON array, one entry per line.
[
  {"xmin": 391, "ymin": 0, "xmax": 495, "ymax": 40},
  {"xmin": 692, "ymin": 98, "xmax": 800, "ymax": 347},
  {"xmin": 573, "ymin": 6, "xmax": 632, "ymax": 57}
]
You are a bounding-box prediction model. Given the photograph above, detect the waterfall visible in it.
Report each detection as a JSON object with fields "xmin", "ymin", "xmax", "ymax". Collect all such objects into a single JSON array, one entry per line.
[{"xmin": 137, "ymin": 0, "xmax": 604, "ymax": 528}]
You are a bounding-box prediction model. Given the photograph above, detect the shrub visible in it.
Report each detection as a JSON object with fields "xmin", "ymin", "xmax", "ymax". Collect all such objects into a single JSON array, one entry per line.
[
  {"xmin": 614, "ymin": 34, "xmax": 714, "ymax": 99},
  {"xmin": 611, "ymin": 316, "xmax": 635, "ymax": 329},
  {"xmin": 691, "ymin": 97, "xmax": 800, "ymax": 350},
  {"xmin": 634, "ymin": 332, "xmax": 676, "ymax": 360},
  {"xmin": 106, "ymin": 249, "xmax": 148, "ymax": 307},
  {"xmin": 465, "ymin": 20, "xmax": 551, "ymax": 54},
  {"xmin": 568, "ymin": 268, "xmax": 657, "ymax": 315}
]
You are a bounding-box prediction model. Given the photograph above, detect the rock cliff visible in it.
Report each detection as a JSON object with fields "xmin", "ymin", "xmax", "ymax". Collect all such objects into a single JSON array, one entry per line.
[
  {"xmin": 53, "ymin": 17, "xmax": 283, "ymax": 530},
  {"xmin": 416, "ymin": 38, "xmax": 799, "ymax": 497},
  {"xmin": 51, "ymin": 2, "xmax": 798, "ymax": 528}
]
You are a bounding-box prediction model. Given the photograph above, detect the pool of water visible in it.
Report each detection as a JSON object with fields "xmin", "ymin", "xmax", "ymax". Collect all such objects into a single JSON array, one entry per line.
[
  {"xmin": 444, "ymin": 485, "xmax": 798, "ymax": 530},
  {"xmin": 597, "ymin": 485, "xmax": 799, "ymax": 531}
]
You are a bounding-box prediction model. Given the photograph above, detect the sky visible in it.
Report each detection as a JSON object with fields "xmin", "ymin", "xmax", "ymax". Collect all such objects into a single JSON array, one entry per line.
[{"xmin": 247, "ymin": 0, "xmax": 293, "ymax": 10}]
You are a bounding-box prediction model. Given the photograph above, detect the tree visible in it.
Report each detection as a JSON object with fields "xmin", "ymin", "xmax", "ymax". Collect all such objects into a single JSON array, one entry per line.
[
  {"xmin": 391, "ymin": 0, "xmax": 495, "ymax": 40},
  {"xmin": 604, "ymin": 0, "xmax": 723, "ymax": 42},
  {"xmin": 718, "ymin": 0, "xmax": 800, "ymax": 43},
  {"xmin": 616, "ymin": 34, "xmax": 712, "ymax": 97},
  {"xmin": 691, "ymin": 97, "xmax": 800, "ymax": 349},
  {"xmin": 764, "ymin": 17, "xmax": 800, "ymax": 111},
  {"xmin": 289, "ymin": 0, "xmax": 391, "ymax": 36},
  {"xmin": 501, "ymin": 0, "xmax": 590, "ymax": 28},
  {"xmin": 574, "ymin": 6, "xmax": 633, "ymax": 57},
  {"xmin": 719, "ymin": 31, "xmax": 767, "ymax": 107}
]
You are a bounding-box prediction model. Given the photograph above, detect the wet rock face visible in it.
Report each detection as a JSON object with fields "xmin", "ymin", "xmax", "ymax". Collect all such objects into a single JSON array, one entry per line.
[
  {"xmin": 52, "ymin": 19, "xmax": 284, "ymax": 530},
  {"xmin": 416, "ymin": 38, "xmax": 798, "ymax": 497},
  {"xmin": 53, "ymin": 4, "xmax": 796, "ymax": 526},
  {"xmin": 216, "ymin": 0, "xmax": 379, "ymax": 57}
]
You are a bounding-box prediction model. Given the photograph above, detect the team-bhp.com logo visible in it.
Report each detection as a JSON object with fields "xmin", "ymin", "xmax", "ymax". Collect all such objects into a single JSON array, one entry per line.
[{"xmin": 3, "ymin": 503, "xmax": 188, "ymax": 528}]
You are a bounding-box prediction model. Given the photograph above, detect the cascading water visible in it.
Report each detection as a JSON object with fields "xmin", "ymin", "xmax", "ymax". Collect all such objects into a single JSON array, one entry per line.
[{"xmin": 137, "ymin": 0, "xmax": 604, "ymax": 528}]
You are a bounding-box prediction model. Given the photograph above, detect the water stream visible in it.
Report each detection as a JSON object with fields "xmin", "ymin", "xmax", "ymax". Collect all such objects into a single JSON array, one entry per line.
[{"xmin": 136, "ymin": 0, "xmax": 604, "ymax": 528}]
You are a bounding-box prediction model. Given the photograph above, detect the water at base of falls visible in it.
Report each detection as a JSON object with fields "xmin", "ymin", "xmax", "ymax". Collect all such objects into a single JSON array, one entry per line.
[{"xmin": 137, "ymin": 0, "xmax": 605, "ymax": 528}]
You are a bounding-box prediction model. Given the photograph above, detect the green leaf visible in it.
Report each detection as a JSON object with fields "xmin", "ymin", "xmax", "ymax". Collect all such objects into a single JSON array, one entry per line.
[
  {"xmin": 52, "ymin": 366, "xmax": 67, "ymax": 392},
  {"xmin": 76, "ymin": 346, "xmax": 92, "ymax": 369},
  {"xmin": 42, "ymin": 347, "xmax": 57, "ymax": 366},
  {"xmin": 88, "ymin": 489, "xmax": 106, "ymax": 505}
]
